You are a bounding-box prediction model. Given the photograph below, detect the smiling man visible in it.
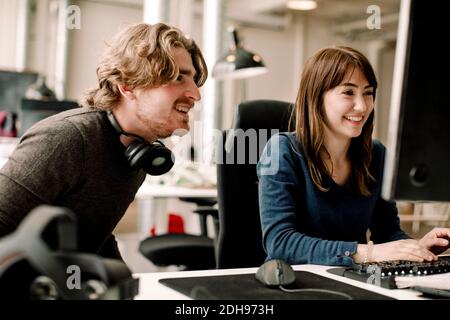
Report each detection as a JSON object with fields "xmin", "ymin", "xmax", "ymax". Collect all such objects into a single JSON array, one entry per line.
[{"xmin": 0, "ymin": 23, "xmax": 208, "ymax": 260}]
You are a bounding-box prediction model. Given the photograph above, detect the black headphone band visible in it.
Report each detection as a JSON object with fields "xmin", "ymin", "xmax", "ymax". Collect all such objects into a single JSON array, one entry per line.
[
  {"xmin": 121, "ymin": 131, "xmax": 145, "ymax": 142},
  {"xmin": 153, "ymin": 140, "xmax": 167, "ymax": 147},
  {"xmin": 106, "ymin": 111, "xmax": 122, "ymax": 133},
  {"xmin": 107, "ymin": 111, "xmax": 144, "ymax": 142}
]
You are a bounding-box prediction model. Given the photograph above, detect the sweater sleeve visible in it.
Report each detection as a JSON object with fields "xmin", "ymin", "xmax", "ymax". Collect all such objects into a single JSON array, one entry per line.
[
  {"xmin": 0, "ymin": 119, "xmax": 84, "ymax": 236},
  {"xmin": 257, "ymin": 133, "xmax": 357, "ymax": 267}
]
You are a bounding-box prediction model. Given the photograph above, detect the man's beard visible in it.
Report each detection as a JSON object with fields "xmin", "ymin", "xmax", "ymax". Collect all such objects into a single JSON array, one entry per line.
[{"xmin": 136, "ymin": 106, "xmax": 173, "ymax": 140}]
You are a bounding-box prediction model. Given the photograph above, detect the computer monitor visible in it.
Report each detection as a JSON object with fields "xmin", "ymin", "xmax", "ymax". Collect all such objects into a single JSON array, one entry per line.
[
  {"xmin": 382, "ymin": 0, "xmax": 450, "ymax": 201},
  {"xmin": 19, "ymin": 99, "xmax": 79, "ymax": 136},
  {"xmin": 0, "ymin": 70, "xmax": 38, "ymax": 112}
]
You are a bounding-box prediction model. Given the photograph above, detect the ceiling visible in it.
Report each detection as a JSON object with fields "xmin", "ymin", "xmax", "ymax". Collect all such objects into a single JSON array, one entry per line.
[
  {"xmin": 80, "ymin": 0, "xmax": 402, "ymax": 24},
  {"xmin": 80, "ymin": 0, "xmax": 402, "ymax": 38},
  {"xmin": 251, "ymin": 0, "xmax": 401, "ymax": 21}
]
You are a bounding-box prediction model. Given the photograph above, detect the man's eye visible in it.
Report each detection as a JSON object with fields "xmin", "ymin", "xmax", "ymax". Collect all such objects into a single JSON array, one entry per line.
[
  {"xmin": 364, "ymin": 91, "xmax": 374, "ymax": 96},
  {"xmin": 343, "ymin": 90, "xmax": 353, "ymax": 95},
  {"xmin": 176, "ymin": 74, "xmax": 184, "ymax": 81}
]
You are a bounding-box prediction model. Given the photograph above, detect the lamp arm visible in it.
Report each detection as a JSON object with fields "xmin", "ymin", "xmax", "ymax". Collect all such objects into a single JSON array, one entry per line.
[{"xmin": 228, "ymin": 27, "xmax": 240, "ymax": 50}]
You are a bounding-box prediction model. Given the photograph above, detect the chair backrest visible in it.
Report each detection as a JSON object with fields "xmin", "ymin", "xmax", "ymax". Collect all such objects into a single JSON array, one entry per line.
[{"xmin": 216, "ymin": 99, "xmax": 294, "ymax": 269}]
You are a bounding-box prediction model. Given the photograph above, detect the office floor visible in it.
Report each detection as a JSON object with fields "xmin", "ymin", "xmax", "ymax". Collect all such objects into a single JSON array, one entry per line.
[
  {"xmin": 116, "ymin": 232, "xmax": 184, "ymax": 273},
  {"xmin": 114, "ymin": 200, "xmax": 192, "ymax": 274},
  {"xmin": 116, "ymin": 232, "xmax": 156, "ymax": 273}
]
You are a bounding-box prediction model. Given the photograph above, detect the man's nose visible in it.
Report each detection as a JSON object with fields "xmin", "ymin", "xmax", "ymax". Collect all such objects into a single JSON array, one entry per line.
[{"xmin": 185, "ymin": 80, "xmax": 201, "ymax": 101}]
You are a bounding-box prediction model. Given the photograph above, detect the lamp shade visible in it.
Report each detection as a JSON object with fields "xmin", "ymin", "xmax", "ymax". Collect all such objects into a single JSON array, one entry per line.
[
  {"xmin": 213, "ymin": 27, "xmax": 267, "ymax": 80},
  {"xmin": 25, "ymin": 75, "xmax": 56, "ymax": 101}
]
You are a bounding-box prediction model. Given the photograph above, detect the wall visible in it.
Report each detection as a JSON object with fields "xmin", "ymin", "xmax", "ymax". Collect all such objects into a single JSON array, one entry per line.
[
  {"xmin": 1, "ymin": 0, "xmax": 397, "ymax": 136},
  {"xmin": 224, "ymin": 12, "xmax": 365, "ymax": 112},
  {"xmin": 375, "ymin": 42, "xmax": 395, "ymax": 144},
  {"xmin": 227, "ymin": 7, "xmax": 397, "ymax": 143},
  {"xmin": 65, "ymin": 0, "xmax": 143, "ymax": 101},
  {"xmin": 27, "ymin": 0, "xmax": 61, "ymax": 89},
  {"xmin": 0, "ymin": 0, "xmax": 21, "ymax": 69}
]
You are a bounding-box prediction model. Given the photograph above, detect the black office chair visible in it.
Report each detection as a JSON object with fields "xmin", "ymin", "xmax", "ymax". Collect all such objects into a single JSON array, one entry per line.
[
  {"xmin": 216, "ymin": 99, "xmax": 294, "ymax": 269},
  {"xmin": 138, "ymin": 197, "xmax": 219, "ymax": 270}
]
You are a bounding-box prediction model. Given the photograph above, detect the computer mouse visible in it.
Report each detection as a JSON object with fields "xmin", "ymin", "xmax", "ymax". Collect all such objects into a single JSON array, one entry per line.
[{"xmin": 255, "ymin": 259, "xmax": 296, "ymax": 287}]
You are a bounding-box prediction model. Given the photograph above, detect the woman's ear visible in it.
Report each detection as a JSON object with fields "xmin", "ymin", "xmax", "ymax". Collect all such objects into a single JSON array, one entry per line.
[{"xmin": 117, "ymin": 84, "xmax": 136, "ymax": 100}]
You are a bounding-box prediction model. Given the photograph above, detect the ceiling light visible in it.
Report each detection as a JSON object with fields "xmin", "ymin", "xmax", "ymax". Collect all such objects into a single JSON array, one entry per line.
[{"xmin": 286, "ymin": 0, "xmax": 318, "ymax": 11}]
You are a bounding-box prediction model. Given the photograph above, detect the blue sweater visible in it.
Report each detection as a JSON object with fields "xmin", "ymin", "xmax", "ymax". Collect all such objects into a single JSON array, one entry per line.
[{"xmin": 256, "ymin": 132, "xmax": 409, "ymax": 267}]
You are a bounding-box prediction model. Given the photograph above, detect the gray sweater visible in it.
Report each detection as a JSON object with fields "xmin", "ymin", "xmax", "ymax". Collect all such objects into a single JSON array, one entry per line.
[{"xmin": 0, "ymin": 107, "xmax": 146, "ymax": 258}]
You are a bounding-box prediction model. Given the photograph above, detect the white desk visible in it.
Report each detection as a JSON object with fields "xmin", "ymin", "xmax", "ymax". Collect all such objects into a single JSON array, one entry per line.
[
  {"xmin": 134, "ymin": 182, "xmax": 217, "ymax": 235},
  {"xmin": 0, "ymin": 137, "xmax": 19, "ymax": 168},
  {"xmin": 136, "ymin": 183, "xmax": 217, "ymax": 199},
  {"xmin": 134, "ymin": 264, "xmax": 424, "ymax": 300}
]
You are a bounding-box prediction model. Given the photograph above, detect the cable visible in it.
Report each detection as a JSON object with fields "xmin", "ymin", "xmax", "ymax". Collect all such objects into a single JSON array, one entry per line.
[{"xmin": 279, "ymin": 285, "xmax": 353, "ymax": 300}]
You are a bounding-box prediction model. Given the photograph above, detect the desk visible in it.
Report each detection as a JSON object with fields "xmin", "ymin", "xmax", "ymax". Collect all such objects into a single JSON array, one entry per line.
[
  {"xmin": 135, "ymin": 264, "xmax": 423, "ymax": 300},
  {"xmin": 134, "ymin": 182, "xmax": 217, "ymax": 235},
  {"xmin": 0, "ymin": 137, "xmax": 19, "ymax": 168},
  {"xmin": 136, "ymin": 183, "xmax": 217, "ymax": 199}
]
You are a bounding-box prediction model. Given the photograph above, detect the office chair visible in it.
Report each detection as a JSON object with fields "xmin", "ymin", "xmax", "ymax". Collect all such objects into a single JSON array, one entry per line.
[
  {"xmin": 0, "ymin": 205, "xmax": 138, "ymax": 300},
  {"xmin": 138, "ymin": 197, "xmax": 218, "ymax": 270},
  {"xmin": 216, "ymin": 99, "xmax": 294, "ymax": 269}
]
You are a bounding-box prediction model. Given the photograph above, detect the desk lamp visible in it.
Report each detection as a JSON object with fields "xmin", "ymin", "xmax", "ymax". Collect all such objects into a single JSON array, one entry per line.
[
  {"xmin": 25, "ymin": 75, "xmax": 56, "ymax": 101},
  {"xmin": 212, "ymin": 27, "xmax": 267, "ymax": 80}
]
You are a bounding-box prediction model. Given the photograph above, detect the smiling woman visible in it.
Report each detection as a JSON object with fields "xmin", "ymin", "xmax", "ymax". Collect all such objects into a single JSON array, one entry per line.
[
  {"xmin": 293, "ymin": 46, "xmax": 377, "ymax": 196},
  {"xmin": 257, "ymin": 46, "xmax": 450, "ymax": 268},
  {"xmin": 322, "ymin": 68, "xmax": 374, "ymax": 148}
]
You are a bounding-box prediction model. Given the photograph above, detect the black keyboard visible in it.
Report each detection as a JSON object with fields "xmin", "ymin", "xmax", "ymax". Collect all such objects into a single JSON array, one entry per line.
[{"xmin": 327, "ymin": 255, "xmax": 450, "ymax": 289}]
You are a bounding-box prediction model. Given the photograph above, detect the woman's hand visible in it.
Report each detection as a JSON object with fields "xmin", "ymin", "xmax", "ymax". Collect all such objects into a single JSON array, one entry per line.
[
  {"xmin": 355, "ymin": 239, "xmax": 438, "ymax": 263},
  {"xmin": 418, "ymin": 227, "xmax": 450, "ymax": 255}
]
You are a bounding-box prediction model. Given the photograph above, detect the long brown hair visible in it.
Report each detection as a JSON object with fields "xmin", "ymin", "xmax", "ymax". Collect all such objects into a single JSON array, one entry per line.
[
  {"xmin": 291, "ymin": 46, "xmax": 377, "ymax": 196},
  {"xmin": 82, "ymin": 23, "xmax": 208, "ymax": 110}
]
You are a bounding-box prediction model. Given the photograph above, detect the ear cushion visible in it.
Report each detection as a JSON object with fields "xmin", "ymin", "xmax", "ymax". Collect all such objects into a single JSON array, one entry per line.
[
  {"xmin": 107, "ymin": 111, "xmax": 175, "ymax": 175},
  {"xmin": 124, "ymin": 141, "xmax": 149, "ymax": 168},
  {"xmin": 125, "ymin": 141, "xmax": 174, "ymax": 176},
  {"xmin": 140, "ymin": 145, "xmax": 175, "ymax": 176}
]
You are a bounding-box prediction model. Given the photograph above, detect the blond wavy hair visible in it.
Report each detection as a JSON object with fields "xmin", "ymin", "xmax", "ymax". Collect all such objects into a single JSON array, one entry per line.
[{"xmin": 82, "ymin": 23, "xmax": 208, "ymax": 110}]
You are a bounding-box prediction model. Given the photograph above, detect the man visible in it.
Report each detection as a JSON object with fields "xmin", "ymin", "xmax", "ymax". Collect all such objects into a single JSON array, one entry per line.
[{"xmin": 0, "ymin": 23, "xmax": 208, "ymax": 260}]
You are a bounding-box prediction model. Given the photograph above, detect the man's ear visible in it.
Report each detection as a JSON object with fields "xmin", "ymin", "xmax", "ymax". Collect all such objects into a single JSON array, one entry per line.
[{"xmin": 117, "ymin": 84, "xmax": 136, "ymax": 100}]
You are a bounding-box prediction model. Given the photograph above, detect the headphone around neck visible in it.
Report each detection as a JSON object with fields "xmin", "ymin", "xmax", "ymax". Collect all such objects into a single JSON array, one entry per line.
[{"xmin": 106, "ymin": 111, "xmax": 175, "ymax": 176}]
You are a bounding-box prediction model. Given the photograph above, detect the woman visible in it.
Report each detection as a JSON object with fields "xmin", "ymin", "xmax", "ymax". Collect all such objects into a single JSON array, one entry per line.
[{"xmin": 257, "ymin": 46, "xmax": 450, "ymax": 266}]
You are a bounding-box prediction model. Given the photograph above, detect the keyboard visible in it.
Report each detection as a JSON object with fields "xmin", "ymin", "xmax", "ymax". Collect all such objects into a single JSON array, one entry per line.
[{"xmin": 327, "ymin": 255, "xmax": 450, "ymax": 289}]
